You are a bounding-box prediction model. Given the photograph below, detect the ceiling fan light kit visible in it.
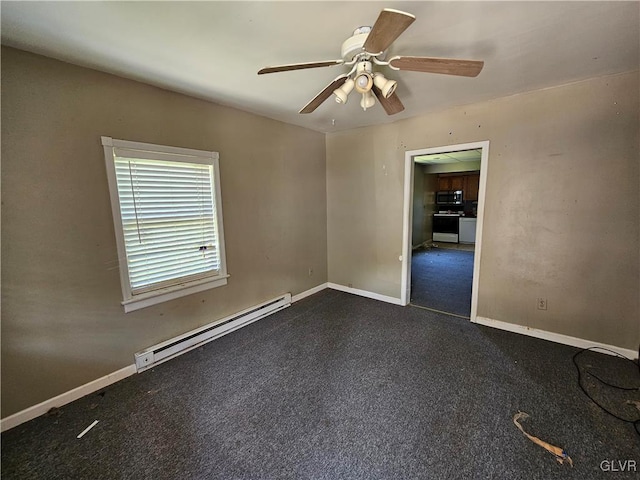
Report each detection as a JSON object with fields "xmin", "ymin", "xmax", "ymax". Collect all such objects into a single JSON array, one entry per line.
[
  {"xmin": 354, "ymin": 62, "xmax": 374, "ymax": 94},
  {"xmin": 360, "ymin": 91, "xmax": 376, "ymax": 111},
  {"xmin": 373, "ymin": 72, "xmax": 397, "ymax": 98},
  {"xmin": 258, "ymin": 8, "xmax": 484, "ymax": 116},
  {"xmin": 333, "ymin": 78, "xmax": 354, "ymax": 104}
]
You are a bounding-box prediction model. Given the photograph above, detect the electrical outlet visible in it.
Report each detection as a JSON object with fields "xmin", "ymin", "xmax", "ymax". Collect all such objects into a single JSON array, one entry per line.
[
  {"xmin": 348, "ymin": 283, "xmax": 353, "ymax": 288},
  {"xmin": 537, "ymin": 298, "xmax": 547, "ymax": 310},
  {"xmin": 308, "ymin": 268, "xmax": 313, "ymax": 277}
]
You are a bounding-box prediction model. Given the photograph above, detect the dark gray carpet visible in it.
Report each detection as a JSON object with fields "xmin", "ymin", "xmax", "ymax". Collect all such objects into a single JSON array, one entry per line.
[
  {"xmin": 2, "ymin": 290, "xmax": 639, "ymax": 479},
  {"xmin": 411, "ymin": 247, "xmax": 474, "ymax": 317}
]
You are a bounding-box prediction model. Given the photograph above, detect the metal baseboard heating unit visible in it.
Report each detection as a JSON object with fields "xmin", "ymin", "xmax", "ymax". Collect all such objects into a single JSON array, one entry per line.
[{"xmin": 134, "ymin": 293, "xmax": 292, "ymax": 372}]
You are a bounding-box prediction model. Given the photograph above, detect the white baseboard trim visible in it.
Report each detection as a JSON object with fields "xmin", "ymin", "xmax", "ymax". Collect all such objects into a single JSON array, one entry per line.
[
  {"xmin": 327, "ymin": 282, "xmax": 404, "ymax": 306},
  {"xmin": 1, "ymin": 364, "xmax": 137, "ymax": 433},
  {"xmin": 292, "ymin": 283, "xmax": 328, "ymax": 303},
  {"xmin": 473, "ymin": 316, "xmax": 638, "ymax": 359},
  {"xmin": 3, "ymin": 289, "xmax": 324, "ymax": 433},
  {"xmin": 13, "ymin": 298, "xmax": 631, "ymax": 435}
]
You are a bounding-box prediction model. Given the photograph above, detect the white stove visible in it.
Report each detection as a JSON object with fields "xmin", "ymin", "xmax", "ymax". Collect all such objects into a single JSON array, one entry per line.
[{"xmin": 433, "ymin": 212, "xmax": 462, "ymax": 243}]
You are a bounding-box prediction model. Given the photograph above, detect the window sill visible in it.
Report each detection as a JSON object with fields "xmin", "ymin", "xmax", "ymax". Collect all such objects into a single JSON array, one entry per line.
[{"xmin": 122, "ymin": 275, "xmax": 229, "ymax": 313}]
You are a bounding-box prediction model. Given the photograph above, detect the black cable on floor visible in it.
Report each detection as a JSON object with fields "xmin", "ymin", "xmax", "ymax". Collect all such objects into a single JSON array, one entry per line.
[
  {"xmin": 572, "ymin": 346, "xmax": 640, "ymax": 437},
  {"xmin": 586, "ymin": 371, "xmax": 639, "ymax": 391}
]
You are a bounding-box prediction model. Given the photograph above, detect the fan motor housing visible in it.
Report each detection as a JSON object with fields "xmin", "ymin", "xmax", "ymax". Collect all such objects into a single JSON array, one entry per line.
[{"xmin": 341, "ymin": 32, "xmax": 369, "ymax": 60}]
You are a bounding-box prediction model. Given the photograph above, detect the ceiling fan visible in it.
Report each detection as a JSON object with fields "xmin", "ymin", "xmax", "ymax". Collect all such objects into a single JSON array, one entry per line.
[{"xmin": 258, "ymin": 8, "xmax": 484, "ymax": 116}]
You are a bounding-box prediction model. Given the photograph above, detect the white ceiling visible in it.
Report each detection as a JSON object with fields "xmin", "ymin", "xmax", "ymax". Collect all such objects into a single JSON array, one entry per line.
[
  {"xmin": 415, "ymin": 148, "xmax": 481, "ymax": 164},
  {"xmin": 2, "ymin": 1, "xmax": 638, "ymax": 133}
]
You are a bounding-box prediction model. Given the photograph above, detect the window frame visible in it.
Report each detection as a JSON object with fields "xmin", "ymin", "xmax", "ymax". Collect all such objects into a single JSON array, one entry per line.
[{"xmin": 102, "ymin": 136, "xmax": 228, "ymax": 313}]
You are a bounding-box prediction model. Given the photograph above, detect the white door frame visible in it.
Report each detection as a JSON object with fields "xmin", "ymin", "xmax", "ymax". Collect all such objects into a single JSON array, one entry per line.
[{"xmin": 400, "ymin": 140, "xmax": 490, "ymax": 321}]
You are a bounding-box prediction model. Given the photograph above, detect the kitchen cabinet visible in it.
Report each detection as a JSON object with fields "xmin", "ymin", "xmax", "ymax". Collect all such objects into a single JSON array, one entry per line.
[
  {"xmin": 438, "ymin": 175, "xmax": 465, "ymax": 191},
  {"xmin": 438, "ymin": 172, "xmax": 480, "ymax": 201},
  {"xmin": 464, "ymin": 174, "xmax": 480, "ymax": 201},
  {"xmin": 438, "ymin": 176, "xmax": 451, "ymax": 191},
  {"xmin": 450, "ymin": 176, "xmax": 465, "ymax": 191}
]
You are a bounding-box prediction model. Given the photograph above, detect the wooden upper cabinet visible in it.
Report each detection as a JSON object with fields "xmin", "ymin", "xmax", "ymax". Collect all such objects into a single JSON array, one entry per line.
[
  {"xmin": 450, "ymin": 176, "xmax": 465, "ymax": 191},
  {"xmin": 438, "ymin": 176, "xmax": 452, "ymax": 191},
  {"xmin": 438, "ymin": 175, "xmax": 466, "ymax": 192},
  {"xmin": 438, "ymin": 172, "xmax": 480, "ymax": 201},
  {"xmin": 464, "ymin": 174, "xmax": 480, "ymax": 201}
]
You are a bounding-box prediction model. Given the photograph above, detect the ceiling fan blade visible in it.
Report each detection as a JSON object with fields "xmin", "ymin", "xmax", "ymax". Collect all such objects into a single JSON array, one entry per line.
[
  {"xmin": 299, "ymin": 75, "xmax": 349, "ymax": 114},
  {"xmin": 258, "ymin": 60, "xmax": 343, "ymax": 75},
  {"xmin": 372, "ymin": 85, "xmax": 405, "ymax": 115},
  {"xmin": 389, "ymin": 56, "xmax": 484, "ymax": 77},
  {"xmin": 363, "ymin": 8, "xmax": 416, "ymax": 54}
]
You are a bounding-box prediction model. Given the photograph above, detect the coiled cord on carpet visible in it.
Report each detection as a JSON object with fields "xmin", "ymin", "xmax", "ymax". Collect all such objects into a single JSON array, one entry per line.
[{"xmin": 572, "ymin": 346, "xmax": 640, "ymax": 437}]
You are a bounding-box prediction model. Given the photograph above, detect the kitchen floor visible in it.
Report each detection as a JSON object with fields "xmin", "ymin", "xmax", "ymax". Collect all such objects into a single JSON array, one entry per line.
[
  {"xmin": 431, "ymin": 242, "xmax": 475, "ymax": 252},
  {"xmin": 410, "ymin": 246, "xmax": 474, "ymax": 317}
]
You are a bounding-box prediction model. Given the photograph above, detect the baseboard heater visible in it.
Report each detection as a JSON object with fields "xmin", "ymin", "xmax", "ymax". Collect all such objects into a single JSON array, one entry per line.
[{"xmin": 134, "ymin": 293, "xmax": 292, "ymax": 372}]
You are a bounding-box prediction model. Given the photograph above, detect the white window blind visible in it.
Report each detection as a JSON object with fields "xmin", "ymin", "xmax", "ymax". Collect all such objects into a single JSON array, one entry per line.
[
  {"xmin": 114, "ymin": 156, "xmax": 220, "ymax": 293},
  {"xmin": 103, "ymin": 137, "xmax": 227, "ymax": 312}
]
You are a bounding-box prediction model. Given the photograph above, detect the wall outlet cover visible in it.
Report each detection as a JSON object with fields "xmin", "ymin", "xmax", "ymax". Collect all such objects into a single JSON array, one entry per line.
[{"xmin": 537, "ymin": 298, "xmax": 547, "ymax": 310}]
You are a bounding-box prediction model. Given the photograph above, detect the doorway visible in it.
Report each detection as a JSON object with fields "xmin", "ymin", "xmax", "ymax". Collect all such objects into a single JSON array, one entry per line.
[{"xmin": 400, "ymin": 141, "xmax": 489, "ymax": 320}]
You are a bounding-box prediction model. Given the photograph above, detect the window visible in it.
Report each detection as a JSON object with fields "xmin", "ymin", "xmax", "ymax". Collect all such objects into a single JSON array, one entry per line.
[{"xmin": 102, "ymin": 137, "xmax": 228, "ymax": 312}]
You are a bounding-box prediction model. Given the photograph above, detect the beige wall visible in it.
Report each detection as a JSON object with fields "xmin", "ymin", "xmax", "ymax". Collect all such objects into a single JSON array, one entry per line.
[
  {"xmin": 1, "ymin": 47, "xmax": 328, "ymax": 417},
  {"xmin": 411, "ymin": 164, "xmax": 426, "ymax": 247},
  {"xmin": 327, "ymin": 71, "xmax": 639, "ymax": 350},
  {"xmin": 2, "ymin": 45, "xmax": 638, "ymax": 418},
  {"xmin": 423, "ymin": 174, "xmax": 438, "ymax": 241}
]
